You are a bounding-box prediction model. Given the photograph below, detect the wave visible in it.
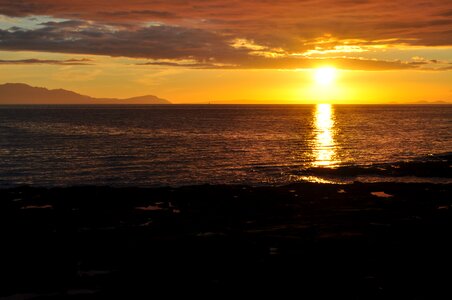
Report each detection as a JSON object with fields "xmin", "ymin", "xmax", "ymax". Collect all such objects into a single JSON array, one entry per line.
[{"xmin": 286, "ymin": 152, "xmax": 451, "ymax": 184}]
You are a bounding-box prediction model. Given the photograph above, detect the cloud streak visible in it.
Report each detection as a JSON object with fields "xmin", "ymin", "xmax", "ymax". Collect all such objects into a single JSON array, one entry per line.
[{"xmin": 0, "ymin": 58, "xmax": 92, "ymax": 65}]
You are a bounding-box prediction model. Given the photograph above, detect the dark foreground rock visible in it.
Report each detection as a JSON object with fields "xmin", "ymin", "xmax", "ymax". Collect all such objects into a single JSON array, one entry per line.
[{"xmin": 0, "ymin": 182, "xmax": 451, "ymax": 299}]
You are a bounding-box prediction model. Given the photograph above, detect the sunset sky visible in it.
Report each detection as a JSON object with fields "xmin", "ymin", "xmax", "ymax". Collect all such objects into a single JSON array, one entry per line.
[{"xmin": 0, "ymin": 0, "xmax": 451, "ymax": 103}]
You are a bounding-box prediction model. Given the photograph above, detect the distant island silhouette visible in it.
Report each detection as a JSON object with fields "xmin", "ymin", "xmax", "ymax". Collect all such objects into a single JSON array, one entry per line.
[{"xmin": 0, "ymin": 83, "xmax": 171, "ymax": 104}]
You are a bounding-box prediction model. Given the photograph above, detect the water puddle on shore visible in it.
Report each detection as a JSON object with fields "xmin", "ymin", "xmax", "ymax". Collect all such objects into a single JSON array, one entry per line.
[
  {"xmin": 135, "ymin": 205, "xmax": 163, "ymax": 211},
  {"xmin": 371, "ymin": 191, "xmax": 393, "ymax": 198},
  {"xmin": 21, "ymin": 204, "xmax": 53, "ymax": 209}
]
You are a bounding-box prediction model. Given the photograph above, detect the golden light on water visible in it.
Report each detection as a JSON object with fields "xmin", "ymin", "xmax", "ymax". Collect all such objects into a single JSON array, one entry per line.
[{"xmin": 312, "ymin": 103, "xmax": 337, "ymax": 167}]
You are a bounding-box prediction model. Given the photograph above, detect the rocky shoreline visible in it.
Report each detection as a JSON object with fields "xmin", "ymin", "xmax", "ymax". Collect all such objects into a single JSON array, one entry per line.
[{"xmin": 1, "ymin": 182, "xmax": 451, "ymax": 299}]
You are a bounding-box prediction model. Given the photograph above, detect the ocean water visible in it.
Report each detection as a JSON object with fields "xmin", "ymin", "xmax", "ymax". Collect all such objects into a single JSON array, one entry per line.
[{"xmin": 0, "ymin": 104, "xmax": 450, "ymax": 187}]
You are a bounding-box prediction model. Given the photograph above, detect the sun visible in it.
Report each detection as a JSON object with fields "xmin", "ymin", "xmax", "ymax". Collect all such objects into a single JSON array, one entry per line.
[{"xmin": 313, "ymin": 67, "xmax": 337, "ymax": 86}]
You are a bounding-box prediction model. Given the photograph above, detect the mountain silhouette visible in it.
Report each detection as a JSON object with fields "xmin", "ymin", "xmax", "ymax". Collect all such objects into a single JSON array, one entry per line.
[{"xmin": 0, "ymin": 83, "xmax": 171, "ymax": 104}]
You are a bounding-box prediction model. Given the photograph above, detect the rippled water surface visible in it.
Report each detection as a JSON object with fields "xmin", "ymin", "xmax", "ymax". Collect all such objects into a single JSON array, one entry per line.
[{"xmin": 0, "ymin": 104, "xmax": 450, "ymax": 186}]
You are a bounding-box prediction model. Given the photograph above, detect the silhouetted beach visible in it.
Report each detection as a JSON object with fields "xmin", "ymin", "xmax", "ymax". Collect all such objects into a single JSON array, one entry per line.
[{"xmin": 1, "ymin": 181, "xmax": 451, "ymax": 299}]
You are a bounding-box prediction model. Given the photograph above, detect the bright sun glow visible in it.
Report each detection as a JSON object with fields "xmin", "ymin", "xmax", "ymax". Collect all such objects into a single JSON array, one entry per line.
[{"xmin": 314, "ymin": 67, "xmax": 337, "ymax": 86}]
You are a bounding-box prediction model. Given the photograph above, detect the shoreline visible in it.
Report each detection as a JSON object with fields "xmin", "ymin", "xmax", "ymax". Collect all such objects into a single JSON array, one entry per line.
[
  {"xmin": 1, "ymin": 152, "xmax": 450, "ymax": 189},
  {"xmin": 1, "ymin": 181, "xmax": 451, "ymax": 298}
]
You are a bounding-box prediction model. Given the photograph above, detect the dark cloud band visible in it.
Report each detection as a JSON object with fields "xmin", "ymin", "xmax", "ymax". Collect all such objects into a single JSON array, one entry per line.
[{"xmin": 0, "ymin": 58, "xmax": 92, "ymax": 65}]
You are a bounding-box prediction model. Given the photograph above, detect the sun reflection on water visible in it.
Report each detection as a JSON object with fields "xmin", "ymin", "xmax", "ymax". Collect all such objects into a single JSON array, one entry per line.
[{"xmin": 312, "ymin": 104, "xmax": 338, "ymax": 167}]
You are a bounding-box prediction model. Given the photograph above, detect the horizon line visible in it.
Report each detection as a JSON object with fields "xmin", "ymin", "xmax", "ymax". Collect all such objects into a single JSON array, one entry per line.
[{"xmin": 1, "ymin": 102, "xmax": 451, "ymax": 106}]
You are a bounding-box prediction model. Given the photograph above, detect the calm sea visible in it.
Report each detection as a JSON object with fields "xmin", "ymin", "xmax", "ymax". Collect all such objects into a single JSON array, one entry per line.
[{"xmin": 0, "ymin": 104, "xmax": 451, "ymax": 187}]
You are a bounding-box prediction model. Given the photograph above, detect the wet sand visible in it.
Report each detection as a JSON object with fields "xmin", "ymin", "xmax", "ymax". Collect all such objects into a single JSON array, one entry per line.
[{"xmin": 1, "ymin": 182, "xmax": 452, "ymax": 299}]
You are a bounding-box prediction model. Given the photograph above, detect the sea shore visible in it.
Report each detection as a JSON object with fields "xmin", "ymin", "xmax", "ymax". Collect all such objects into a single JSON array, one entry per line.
[{"xmin": 1, "ymin": 182, "xmax": 451, "ymax": 299}]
